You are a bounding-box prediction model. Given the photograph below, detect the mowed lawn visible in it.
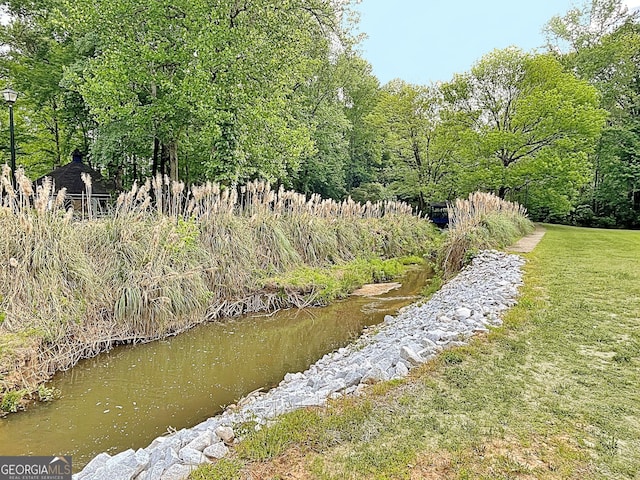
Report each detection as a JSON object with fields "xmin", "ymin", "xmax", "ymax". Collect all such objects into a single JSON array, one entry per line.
[{"xmin": 194, "ymin": 225, "xmax": 640, "ymax": 480}]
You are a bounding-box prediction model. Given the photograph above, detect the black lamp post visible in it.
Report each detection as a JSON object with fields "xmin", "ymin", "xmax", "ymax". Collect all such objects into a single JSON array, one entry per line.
[{"xmin": 2, "ymin": 88, "xmax": 18, "ymax": 189}]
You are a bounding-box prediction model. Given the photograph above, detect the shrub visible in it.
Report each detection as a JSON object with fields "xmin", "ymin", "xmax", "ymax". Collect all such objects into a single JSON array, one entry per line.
[
  {"xmin": 0, "ymin": 389, "xmax": 26, "ymax": 413},
  {"xmin": 438, "ymin": 192, "xmax": 534, "ymax": 276}
]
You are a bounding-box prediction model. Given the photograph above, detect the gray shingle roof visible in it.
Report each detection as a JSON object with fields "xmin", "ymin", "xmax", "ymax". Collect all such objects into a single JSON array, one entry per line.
[{"xmin": 35, "ymin": 158, "xmax": 110, "ymax": 196}]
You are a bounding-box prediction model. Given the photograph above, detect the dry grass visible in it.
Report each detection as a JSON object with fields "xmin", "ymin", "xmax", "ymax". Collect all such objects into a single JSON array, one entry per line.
[
  {"xmin": 439, "ymin": 192, "xmax": 534, "ymax": 276},
  {"xmin": 0, "ymin": 167, "xmax": 439, "ymax": 410}
]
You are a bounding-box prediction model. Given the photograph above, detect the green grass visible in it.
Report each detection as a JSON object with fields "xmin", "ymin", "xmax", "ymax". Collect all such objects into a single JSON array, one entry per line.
[
  {"xmin": 192, "ymin": 225, "xmax": 640, "ymax": 479},
  {"xmin": 263, "ymin": 256, "xmax": 427, "ymax": 304}
]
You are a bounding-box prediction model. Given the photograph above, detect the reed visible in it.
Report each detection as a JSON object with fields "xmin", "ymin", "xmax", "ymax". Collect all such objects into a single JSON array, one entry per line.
[
  {"xmin": 438, "ymin": 191, "xmax": 534, "ymax": 276},
  {"xmin": 0, "ymin": 168, "xmax": 439, "ymax": 409}
]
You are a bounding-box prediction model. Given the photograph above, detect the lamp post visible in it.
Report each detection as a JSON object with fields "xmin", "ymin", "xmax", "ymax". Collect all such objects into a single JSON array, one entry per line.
[{"xmin": 2, "ymin": 88, "xmax": 18, "ymax": 189}]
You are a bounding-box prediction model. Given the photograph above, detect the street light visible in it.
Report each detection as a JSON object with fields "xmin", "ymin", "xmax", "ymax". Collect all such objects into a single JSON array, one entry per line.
[{"xmin": 2, "ymin": 87, "xmax": 18, "ymax": 189}]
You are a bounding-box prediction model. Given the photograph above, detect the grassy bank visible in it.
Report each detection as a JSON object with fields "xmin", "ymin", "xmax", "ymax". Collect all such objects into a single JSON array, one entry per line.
[
  {"xmin": 0, "ymin": 171, "xmax": 440, "ymax": 412},
  {"xmin": 193, "ymin": 225, "xmax": 640, "ymax": 479},
  {"xmin": 438, "ymin": 192, "xmax": 534, "ymax": 276}
]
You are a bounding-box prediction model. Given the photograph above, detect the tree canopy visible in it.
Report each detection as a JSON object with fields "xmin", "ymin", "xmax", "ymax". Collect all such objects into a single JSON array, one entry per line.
[{"xmin": 1, "ymin": 0, "xmax": 637, "ymax": 227}]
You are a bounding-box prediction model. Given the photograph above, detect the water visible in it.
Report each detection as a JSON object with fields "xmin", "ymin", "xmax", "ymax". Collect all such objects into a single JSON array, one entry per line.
[{"xmin": 0, "ymin": 267, "xmax": 430, "ymax": 470}]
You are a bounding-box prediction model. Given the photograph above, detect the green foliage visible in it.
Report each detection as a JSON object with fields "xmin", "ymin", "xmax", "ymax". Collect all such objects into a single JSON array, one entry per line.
[
  {"xmin": 290, "ymin": 53, "xmax": 381, "ymax": 200},
  {"xmin": 266, "ymin": 256, "xmax": 425, "ymax": 304},
  {"xmin": 420, "ymin": 274, "xmax": 443, "ymax": 299},
  {"xmin": 0, "ymin": 1, "xmax": 92, "ymax": 177},
  {"xmin": 442, "ymin": 47, "xmax": 607, "ymax": 217},
  {"xmin": 349, "ymin": 182, "xmax": 392, "ymax": 204},
  {"xmin": 552, "ymin": 11, "xmax": 640, "ymax": 228},
  {"xmin": 544, "ymin": 0, "xmax": 633, "ymax": 53},
  {"xmin": 0, "ymin": 389, "xmax": 26, "ymax": 413},
  {"xmin": 55, "ymin": 0, "xmax": 362, "ymax": 184},
  {"xmin": 237, "ymin": 408, "xmax": 323, "ymax": 461},
  {"xmin": 367, "ymin": 80, "xmax": 462, "ymax": 210},
  {"xmin": 0, "ymin": 0, "xmax": 373, "ymax": 189},
  {"xmin": 441, "ymin": 350, "xmax": 464, "ymax": 365},
  {"xmin": 189, "ymin": 459, "xmax": 243, "ymax": 480},
  {"xmin": 37, "ymin": 384, "xmax": 59, "ymax": 402}
]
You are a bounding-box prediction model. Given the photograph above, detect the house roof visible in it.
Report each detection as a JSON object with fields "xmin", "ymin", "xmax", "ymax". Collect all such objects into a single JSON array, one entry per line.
[{"xmin": 35, "ymin": 156, "xmax": 110, "ymax": 196}]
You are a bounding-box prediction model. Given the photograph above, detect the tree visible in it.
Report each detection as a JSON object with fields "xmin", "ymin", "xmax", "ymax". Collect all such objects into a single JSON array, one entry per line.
[
  {"xmin": 544, "ymin": 0, "xmax": 635, "ymax": 54},
  {"xmin": 546, "ymin": 0, "xmax": 640, "ymax": 227},
  {"xmin": 59, "ymin": 0, "xmax": 357, "ymax": 184},
  {"xmin": 367, "ymin": 80, "xmax": 462, "ymax": 211},
  {"xmin": 441, "ymin": 48, "xmax": 607, "ymax": 217},
  {"xmin": 0, "ymin": 0, "xmax": 94, "ymax": 177},
  {"xmin": 340, "ymin": 55, "xmax": 382, "ymax": 194},
  {"xmin": 288, "ymin": 52, "xmax": 383, "ymax": 200},
  {"xmin": 572, "ymin": 22, "xmax": 640, "ymax": 226}
]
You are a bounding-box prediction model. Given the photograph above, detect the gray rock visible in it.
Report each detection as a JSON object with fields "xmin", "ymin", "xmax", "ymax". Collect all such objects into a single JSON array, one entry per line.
[
  {"xmin": 214, "ymin": 425, "xmax": 234, "ymax": 444},
  {"xmin": 400, "ymin": 346, "xmax": 424, "ymax": 366},
  {"xmin": 344, "ymin": 368, "xmax": 363, "ymax": 387},
  {"xmin": 114, "ymin": 449, "xmax": 149, "ymax": 478},
  {"xmin": 90, "ymin": 463, "xmax": 136, "ymax": 480},
  {"xmin": 147, "ymin": 436, "xmax": 167, "ymax": 450},
  {"xmin": 147, "ymin": 447, "xmax": 180, "ymax": 480},
  {"xmin": 421, "ymin": 338, "xmax": 437, "ymax": 349},
  {"xmin": 160, "ymin": 464, "xmax": 192, "ymax": 480},
  {"xmin": 425, "ymin": 329, "xmax": 448, "ymax": 342},
  {"xmin": 76, "ymin": 452, "xmax": 110, "ymax": 479},
  {"xmin": 395, "ymin": 361, "xmax": 409, "ymax": 377},
  {"xmin": 454, "ymin": 307, "xmax": 472, "ymax": 320},
  {"xmin": 179, "ymin": 447, "xmax": 206, "ymax": 465},
  {"xmin": 362, "ymin": 365, "xmax": 388, "ymax": 384},
  {"xmin": 327, "ymin": 378, "xmax": 346, "ymax": 393},
  {"xmin": 203, "ymin": 442, "xmax": 229, "ymax": 459},
  {"xmin": 185, "ymin": 431, "xmax": 212, "ymax": 452},
  {"xmin": 284, "ymin": 372, "xmax": 304, "ymax": 382},
  {"xmin": 105, "ymin": 449, "xmax": 135, "ymax": 468},
  {"xmin": 134, "ymin": 471, "xmax": 147, "ymax": 480},
  {"xmin": 369, "ymin": 353, "xmax": 394, "ymax": 373}
]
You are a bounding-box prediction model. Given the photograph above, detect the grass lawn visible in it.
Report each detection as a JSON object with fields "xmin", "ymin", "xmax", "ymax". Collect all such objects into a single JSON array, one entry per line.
[{"xmin": 192, "ymin": 224, "xmax": 640, "ymax": 480}]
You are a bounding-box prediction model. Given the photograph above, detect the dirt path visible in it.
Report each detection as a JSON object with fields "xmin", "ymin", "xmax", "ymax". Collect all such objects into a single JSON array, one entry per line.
[{"xmin": 506, "ymin": 225, "xmax": 546, "ymax": 253}]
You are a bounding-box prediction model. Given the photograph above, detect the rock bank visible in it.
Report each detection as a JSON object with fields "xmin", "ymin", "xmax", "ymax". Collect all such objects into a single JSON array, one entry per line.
[{"xmin": 75, "ymin": 250, "xmax": 525, "ymax": 480}]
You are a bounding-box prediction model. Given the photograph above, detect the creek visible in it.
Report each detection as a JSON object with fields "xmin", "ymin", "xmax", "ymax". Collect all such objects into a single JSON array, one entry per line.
[{"xmin": 0, "ymin": 267, "xmax": 431, "ymax": 471}]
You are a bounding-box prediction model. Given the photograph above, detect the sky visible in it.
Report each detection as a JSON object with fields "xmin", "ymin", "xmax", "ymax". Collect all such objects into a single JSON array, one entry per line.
[{"xmin": 355, "ymin": 0, "xmax": 640, "ymax": 85}]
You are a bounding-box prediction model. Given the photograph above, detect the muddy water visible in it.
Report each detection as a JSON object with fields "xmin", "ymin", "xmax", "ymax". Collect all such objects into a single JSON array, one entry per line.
[{"xmin": 0, "ymin": 267, "xmax": 431, "ymax": 470}]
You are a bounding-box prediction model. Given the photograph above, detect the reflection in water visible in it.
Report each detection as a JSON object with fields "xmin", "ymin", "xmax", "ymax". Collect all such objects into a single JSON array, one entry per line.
[{"xmin": 0, "ymin": 267, "xmax": 430, "ymax": 470}]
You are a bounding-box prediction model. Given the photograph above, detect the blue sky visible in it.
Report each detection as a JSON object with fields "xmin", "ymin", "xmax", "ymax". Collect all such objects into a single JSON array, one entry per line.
[{"xmin": 355, "ymin": 0, "xmax": 640, "ymax": 85}]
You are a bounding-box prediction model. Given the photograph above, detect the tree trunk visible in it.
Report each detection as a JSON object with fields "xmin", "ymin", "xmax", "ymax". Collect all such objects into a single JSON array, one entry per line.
[
  {"xmin": 418, "ymin": 192, "xmax": 426, "ymax": 214},
  {"xmin": 112, "ymin": 157, "xmax": 124, "ymax": 191},
  {"xmin": 160, "ymin": 143, "xmax": 169, "ymax": 177},
  {"xmin": 132, "ymin": 154, "xmax": 138, "ymax": 183},
  {"xmin": 168, "ymin": 141, "xmax": 178, "ymax": 182},
  {"xmin": 152, "ymin": 137, "xmax": 160, "ymax": 176},
  {"xmin": 51, "ymin": 100, "xmax": 61, "ymax": 168},
  {"xmin": 53, "ymin": 116, "xmax": 61, "ymax": 167}
]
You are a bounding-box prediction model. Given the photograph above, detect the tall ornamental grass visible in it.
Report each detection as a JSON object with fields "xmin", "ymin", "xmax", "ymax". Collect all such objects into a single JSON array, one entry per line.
[
  {"xmin": 438, "ymin": 191, "xmax": 534, "ymax": 276},
  {"xmin": 0, "ymin": 167, "xmax": 439, "ymax": 402}
]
